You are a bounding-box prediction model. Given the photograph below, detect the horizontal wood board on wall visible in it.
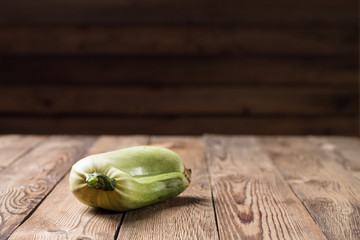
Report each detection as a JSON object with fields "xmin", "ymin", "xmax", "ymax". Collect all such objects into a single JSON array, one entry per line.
[
  {"xmin": 0, "ymin": 26, "xmax": 356, "ymax": 56},
  {"xmin": 0, "ymin": 0, "xmax": 357, "ymax": 135},
  {"xmin": 0, "ymin": 0, "xmax": 356, "ymax": 26},
  {"xmin": 0, "ymin": 86, "xmax": 356, "ymax": 115},
  {"xmin": 0, "ymin": 116, "xmax": 357, "ymax": 135},
  {"xmin": 0, "ymin": 56, "xmax": 357, "ymax": 87},
  {"xmin": 0, "ymin": 84, "xmax": 357, "ymax": 135}
]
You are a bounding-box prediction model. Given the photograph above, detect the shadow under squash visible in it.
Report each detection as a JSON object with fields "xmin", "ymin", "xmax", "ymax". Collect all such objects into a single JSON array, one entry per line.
[{"xmin": 86, "ymin": 196, "xmax": 207, "ymax": 220}]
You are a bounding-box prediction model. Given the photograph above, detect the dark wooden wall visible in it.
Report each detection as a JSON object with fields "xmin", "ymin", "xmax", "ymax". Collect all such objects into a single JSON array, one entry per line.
[{"xmin": 0, "ymin": 0, "xmax": 358, "ymax": 135}]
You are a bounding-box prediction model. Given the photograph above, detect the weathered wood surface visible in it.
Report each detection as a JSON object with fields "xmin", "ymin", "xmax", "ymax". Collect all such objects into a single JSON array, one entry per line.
[
  {"xmin": 117, "ymin": 136, "xmax": 218, "ymax": 239},
  {"xmin": 9, "ymin": 136, "xmax": 148, "ymax": 240},
  {"xmin": 1, "ymin": 135, "xmax": 360, "ymax": 240},
  {"xmin": 205, "ymin": 135, "xmax": 327, "ymax": 239},
  {"xmin": 0, "ymin": 136, "xmax": 95, "ymax": 239},
  {"xmin": 0, "ymin": 135, "xmax": 46, "ymax": 171},
  {"xmin": 259, "ymin": 137, "xmax": 360, "ymax": 240},
  {"xmin": 309, "ymin": 137, "xmax": 360, "ymax": 180}
]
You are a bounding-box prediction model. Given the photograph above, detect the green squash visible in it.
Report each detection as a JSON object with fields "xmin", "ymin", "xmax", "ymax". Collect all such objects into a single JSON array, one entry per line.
[{"xmin": 69, "ymin": 146, "xmax": 191, "ymax": 211}]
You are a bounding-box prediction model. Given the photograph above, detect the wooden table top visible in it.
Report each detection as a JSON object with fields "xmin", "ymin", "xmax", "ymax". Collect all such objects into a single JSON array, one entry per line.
[{"xmin": 0, "ymin": 135, "xmax": 359, "ymax": 240}]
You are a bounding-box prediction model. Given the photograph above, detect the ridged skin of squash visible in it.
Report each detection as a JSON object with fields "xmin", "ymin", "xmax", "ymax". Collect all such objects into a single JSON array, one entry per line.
[{"xmin": 69, "ymin": 146, "xmax": 190, "ymax": 211}]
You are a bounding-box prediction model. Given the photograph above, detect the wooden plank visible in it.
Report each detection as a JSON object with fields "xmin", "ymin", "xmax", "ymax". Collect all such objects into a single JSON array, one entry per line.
[
  {"xmin": 0, "ymin": 116, "xmax": 357, "ymax": 136},
  {"xmin": 9, "ymin": 136, "xmax": 149, "ymax": 240},
  {"xmin": 0, "ymin": 135, "xmax": 46, "ymax": 171},
  {"xmin": 117, "ymin": 136, "xmax": 218, "ymax": 239},
  {"xmin": 309, "ymin": 137, "xmax": 360, "ymax": 180},
  {"xmin": 0, "ymin": 136, "xmax": 95, "ymax": 239},
  {"xmin": 0, "ymin": 27, "xmax": 356, "ymax": 56},
  {"xmin": 0, "ymin": 56, "xmax": 356, "ymax": 87},
  {"xmin": 0, "ymin": 86, "xmax": 356, "ymax": 116},
  {"xmin": 259, "ymin": 137, "xmax": 360, "ymax": 240},
  {"xmin": 0, "ymin": 0, "xmax": 355, "ymax": 26},
  {"xmin": 204, "ymin": 135, "xmax": 326, "ymax": 239}
]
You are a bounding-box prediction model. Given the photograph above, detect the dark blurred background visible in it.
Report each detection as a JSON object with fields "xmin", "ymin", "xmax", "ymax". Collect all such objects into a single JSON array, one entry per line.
[{"xmin": 0, "ymin": 0, "xmax": 358, "ymax": 135}]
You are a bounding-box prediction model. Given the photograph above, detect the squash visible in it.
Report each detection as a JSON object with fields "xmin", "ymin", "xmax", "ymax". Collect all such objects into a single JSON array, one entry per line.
[{"xmin": 69, "ymin": 146, "xmax": 191, "ymax": 211}]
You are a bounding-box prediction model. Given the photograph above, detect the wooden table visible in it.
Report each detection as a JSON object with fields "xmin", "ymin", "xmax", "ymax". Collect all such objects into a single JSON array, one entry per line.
[{"xmin": 0, "ymin": 135, "xmax": 359, "ymax": 240}]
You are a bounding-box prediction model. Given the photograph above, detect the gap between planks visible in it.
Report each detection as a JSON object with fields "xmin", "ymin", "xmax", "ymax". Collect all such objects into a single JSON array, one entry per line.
[
  {"xmin": 10, "ymin": 136, "xmax": 219, "ymax": 240},
  {"xmin": 5, "ymin": 135, "xmax": 360, "ymax": 239},
  {"xmin": 8, "ymin": 135, "xmax": 149, "ymax": 240},
  {"xmin": 0, "ymin": 135, "xmax": 96, "ymax": 239},
  {"xmin": 116, "ymin": 136, "xmax": 218, "ymax": 239},
  {"xmin": 258, "ymin": 136, "xmax": 360, "ymax": 240},
  {"xmin": 204, "ymin": 135, "xmax": 327, "ymax": 240}
]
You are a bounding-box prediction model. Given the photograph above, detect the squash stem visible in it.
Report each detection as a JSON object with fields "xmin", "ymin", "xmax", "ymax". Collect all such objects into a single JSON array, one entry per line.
[{"xmin": 84, "ymin": 173, "xmax": 116, "ymax": 191}]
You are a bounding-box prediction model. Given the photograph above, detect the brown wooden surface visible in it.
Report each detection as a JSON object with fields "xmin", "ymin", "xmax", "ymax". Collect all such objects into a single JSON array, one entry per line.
[
  {"xmin": 0, "ymin": 27, "xmax": 355, "ymax": 56},
  {"xmin": 309, "ymin": 137, "xmax": 360, "ymax": 180},
  {"xmin": 8, "ymin": 136, "xmax": 148, "ymax": 240},
  {"xmin": 0, "ymin": 86, "xmax": 356, "ymax": 115},
  {"xmin": 0, "ymin": 135, "xmax": 46, "ymax": 171},
  {"xmin": 117, "ymin": 136, "xmax": 218, "ymax": 239},
  {"xmin": 0, "ymin": 116, "xmax": 358, "ymax": 136},
  {"xmin": 0, "ymin": 56, "xmax": 356, "ymax": 87},
  {"xmin": 205, "ymin": 136, "xmax": 326, "ymax": 239},
  {"xmin": 1, "ymin": 135, "xmax": 360, "ymax": 239},
  {"xmin": 0, "ymin": 0, "xmax": 357, "ymax": 135},
  {"xmin": 0, "ymin": 0, "xmax": 357, "ymax": 136},
  {"xmin": 0, "ymin": 0, "xmax": 355, "ymax": 26},
  {"xmin": 0, "ymin": 136, "xmax": 95, "ymax": 239},
  {"xmin": 259, "ymin": 137, "xmax": 360, "ymax": 240}
]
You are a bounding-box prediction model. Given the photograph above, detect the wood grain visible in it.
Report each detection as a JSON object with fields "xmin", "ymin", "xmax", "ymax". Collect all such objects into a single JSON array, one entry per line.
[
  {"xmin": 0, "ymin": 27, "xmax": 355, "ymax": 56},
  {"xmin": 0, "ymin": 0, "xmax": 355, "ymax": 26},
  {"xmin": 309, "ymin": 137, "xmax": 360, "ymax": 180},
  {"xmin": 0, "ymin": 86, "xmax": 356, "ymax": 116},
  {"xmin": 0, "ymin": 136, "xmax": 95, "ymax": 239},
  {"xmin": 0, "ymin": 56, "xmax": 356, "ymax": 87},
  {"xmin": 0, "ymin": 135, "xmax": 46, "ymax": 171},
  {"xmin": 259, "ymin": 137, "xmax": 360, "ymax": 240},
  {"xmin": 204, "ymin": 135, "xmax": 326, "ymax": 239},
  {"xmin": 0, "ymin": 116, "xmax": 357, "ymax": 136},
  {"xmin": 1, "ymin": 135, "xmax": 360, "ymax": 239},
  {"xmin": 117, "ymin": 136, "xmax": 218, "ymax": 239},
  {"xmin": 9, "ymin": 136, "xmax": 149, "ymax": 240}
]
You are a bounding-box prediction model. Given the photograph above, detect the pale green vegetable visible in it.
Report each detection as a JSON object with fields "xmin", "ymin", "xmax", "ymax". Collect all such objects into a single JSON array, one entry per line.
[{"xmin": 69, "ymin": 146, "xmax": 191, "ymax": 211}]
